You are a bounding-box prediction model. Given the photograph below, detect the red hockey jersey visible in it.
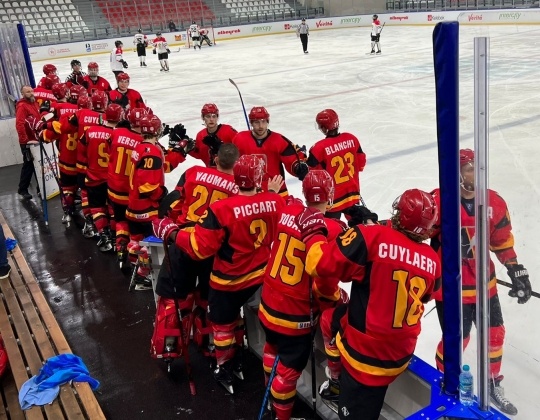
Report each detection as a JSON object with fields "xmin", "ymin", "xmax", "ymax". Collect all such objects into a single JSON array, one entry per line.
[
  {"xmin": 232, "ymin": 130, "xmax": 307, "ymax": 195},
  {"xmin": 107, "ymin": 127, "xmax": 143, "ymax": 205},
  {"xmin": 109, "ymin": 88, "xmax": 146, "ymax": 110},
  {"xmin": 172, "ymin": 165, "xmax": 238, "ymax": 226},
  {"xmin": 259, "ymin": 204, "xmax": 346, "ymax": 336},
  {"xmin": 33, "ymin": 87, "xmax": 56, "ymax": 106},
  {"xmin": 193, "ymin": 124, "xmax": 237, "ymax": 166},
  {"xmin": 82, "ymin": 76, "xmax": 112, "ymax": 94},
  {"xmin": 305, "ymin": 224, "xmax": 441, "ymax": 386},
  {"xmin": 176, "ymin": 192, "xmax": 286, "ymax": 291},
  {"xmin": 430, "ymin": 188, "xmax": 516, "ymax": 304},
  {"xmin": 307, "ymin": 132, "xmax": 366, "ymax": 212},
  {"xmin": 78, "ymin": 125, "xmax": 112, "ymax": 186}
]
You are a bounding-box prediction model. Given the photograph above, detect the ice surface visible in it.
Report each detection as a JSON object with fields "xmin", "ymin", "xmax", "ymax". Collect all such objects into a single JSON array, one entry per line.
[{"xmin": 38, "ymin": 24, "xmax": 540, "ymax": 417}]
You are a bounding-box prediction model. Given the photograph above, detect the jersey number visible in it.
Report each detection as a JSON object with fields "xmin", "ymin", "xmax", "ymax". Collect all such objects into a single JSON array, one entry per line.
[
  {"xmin": 391, "ymin": 270, "xmax": 427, "ymax": 328},
  {"xmin": 66, "ymin": 133, "xmax": 77, "ymax": 151},
  {"xmin": 269, "ymin": 232, "xmax": 306, "ymax": 286},
  {"xmin": 331, "ymin": 152, "xmax": 355, "ymax": 185},
  {"xmin": 250, "ymin": 219, "xmax": 268, "ymax": 250},
  {"xmin": 98, "ymin": 142, "xmax": 109, "ymax": 168},
  {"xmin": 114, "ymin": 146, "xmax": 134, "ymax": 176},
  {"xmin": 187, "ymin": 185, "xmax": 228, "ymax": 222}
]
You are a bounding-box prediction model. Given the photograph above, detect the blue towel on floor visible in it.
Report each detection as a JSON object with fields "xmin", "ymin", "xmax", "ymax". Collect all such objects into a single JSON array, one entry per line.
[
  {"xmin": 5, "ymin": 238, "xmax": 17, "ymax": 252},
  {"xmin": 19, "ymin": 353, "xmax": 100, "ymax": 410}
]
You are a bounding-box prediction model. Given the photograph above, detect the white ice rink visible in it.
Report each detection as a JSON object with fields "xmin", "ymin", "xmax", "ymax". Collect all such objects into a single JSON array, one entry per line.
[{"xmin": 36, "ymin": 23, "xmax": 540, "ymax": 418}]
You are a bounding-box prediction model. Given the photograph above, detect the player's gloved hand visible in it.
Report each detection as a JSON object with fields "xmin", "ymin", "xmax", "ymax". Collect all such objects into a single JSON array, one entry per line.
[
  {"xmin": 162, "ymin": 124, "xmax": 171, "ymax": 136},
  {"xmin": 296, "ymin": 207, "xmax": 328, "ymax": 242},
  {"xmin": 152, "ymin": 217, "xmax": 179, "ymax": 243},
  {"xmin": 175, "ymin": 138, "xmax": 196, "ymax": 157},
  {"xmin": 506, "ymin": 263, "xmax": 532, "ymax": 304},
  {"xmin": 166, "ymin": 48, "xmax": 171, "ymax": 54},
  {"xmin": 169, "ymin": 123, "xmax": 189, "ymax": 146},
  {"xmin": 292, "ymin": 161, "xmax": 309, "ymax": 181},
  {"xmin": 153, "ymin": 49, "xmax": 157, "ymax": 55},
  {"xmin": 202, "ymin": 133, "xmax": 223, "ymax": 155},
  {"xmin": 120, "ymin": 59, "xmax": 129, "ymax": 68},
  {"xmin": 346, "ymin": 204, "xmax": 378, "ymax": 227},
  {"xmin": 39, "ymin": 100, "xmax": 51, "ymax": 114},
  {"xmin": 286, "ymin": 195, "xmax": 303, "ymax": 206}
]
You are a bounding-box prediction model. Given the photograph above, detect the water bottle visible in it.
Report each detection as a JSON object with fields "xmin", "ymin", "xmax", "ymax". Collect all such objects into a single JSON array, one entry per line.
[{"xmin": 459, "ymin": 364, "xmax": 474, "ymax": 406}]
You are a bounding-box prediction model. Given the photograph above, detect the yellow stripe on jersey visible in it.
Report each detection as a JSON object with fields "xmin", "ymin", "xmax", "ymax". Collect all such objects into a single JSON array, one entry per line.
[
  {"xmin": 139, "ymin": 182, "xmax": 159, "ymax": 194},
  {"xmin": 332, "ymin": 194, "xmax": 360, "ymax": 210},
  {"xmin": 305, "ymin": 241, "xmax": 325, "ymax": 278},
  {"xmin": 258, "ymin": 304, "xmax": 309, "ymax": 330},
  {"xmin": 108, "ymin": 189, "xmax": 129, "ymax": 202},
  {"xmin": 189, "ymin": 232, "xmax": 208, "ymax": 260},
  {"xmin": 211, "ymin": 267, "xmax": 266, "ymax": 287},
  {"xmin": 462, "ymin": 277, "xmax": 497, "ymax": 297}
]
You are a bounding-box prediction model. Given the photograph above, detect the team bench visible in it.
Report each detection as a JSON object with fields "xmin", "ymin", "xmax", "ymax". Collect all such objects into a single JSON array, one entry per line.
[{"xmin": 0, "ymin": 212, "xmax": 105, "ymax": 420}]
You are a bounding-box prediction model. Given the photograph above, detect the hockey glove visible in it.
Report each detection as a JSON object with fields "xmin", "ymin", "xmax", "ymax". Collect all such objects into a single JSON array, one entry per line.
[
  {"xmin": 120, "ymin": 59, "xmax": 129, "ymax": 69},
  {"xmin": 202, "ymin": 133, "xmax": 223, "ymax": 155},
  {"xmin": 162, "ymin": 124, "xmax": 171, "ymax": 136},
  {"xmin": 506, "ymin": 263, "xmax": 532, "ymax": 304},
  {"xmin": 292, "ymin": 161, "xmax": 309, "ymax": 181},
  {"xmin": 39, "ymin": 100, "xmax": 51, "ymax": 114},
  {"xmin": 169, "ymin": 123, "xmax": 188, "ymax": 147},
  {"xmin": 346, "ymin": 204, "xmax": 378, "ymax": 227},
  {"xmin": 166, "ymin": 48, "xmax": 171, "ymax": 54},
  {"xmin": 286, "ymin": 195, "xmax": 303, "ymax": 206},
  {"xmin": 153, "ymin": 49, "xmax": 157, "ymax": 55},
  {"xmin": 152, "ymin": 217, "xmax": 179, "ymax": 243},
  {"xmin": 175, "ymin": 138, "xmax": 196, "ymax": 157},
  {"xmin": 296, "ymin": 207, "xmax": 328, "ymax": 243}
]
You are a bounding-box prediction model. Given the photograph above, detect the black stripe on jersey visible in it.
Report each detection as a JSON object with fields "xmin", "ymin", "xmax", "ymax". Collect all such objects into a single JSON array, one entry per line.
[
  {"xmin": 306, "ymin": 153, "xmax": 322, "ymax": 168},
  {"xmin": 337, "ymin": 226, "xmax": 369, "ymax": 267},
  {"xmin": 280, "ymin": 135, "xmax": 298, "ymax": 157},
  {"xmin": 176, "ymin": 171, "xmax": 187, "ymax": 188},
  {"xmin": 348, "ymin": 265, "xmax": 371, "ymax": 334},
  {"xmin": 136, "ymin": 154, "xmax": 163, "ymax": 170},
  {"xmin": 334, "ymin": 190, "xmax": 360, "ymax": 203},
  {"xmin": 260, "ymin": 299, "xmax": 313, "ymax": 324},
  {"xmin": 212, "ymin": 261, "xmax": 267, "ymax": 281},
  {"xmin": 494, "ymin": 212, "xmax": 510, "ymax": 229},
  {"xmin": 200, "ymin": 208, "xmax": 222, "ymax": 230},
  {"xmin": 341, "ymin": 336, "xmax": 412, "ymax": 370}
]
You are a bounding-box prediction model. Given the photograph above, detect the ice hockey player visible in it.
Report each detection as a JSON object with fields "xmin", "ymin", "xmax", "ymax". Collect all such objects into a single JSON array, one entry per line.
[
  {"xmin": 33, "ymin": 74, "xmax": 60, "ymax": 107},
  {"xmin": 110, "ymin": 40, "xmax": 128, "ymax": 79},
  {"xmin": 193, "ymin": 103, "xmax": 238, "ymax": 167},
  {"xmin": 200, "ymin": 28, "xmax": 213, "ymax": 47},
  {"xmin": 37, "ymin": 64, "xmax": 57, "ymax": 88},
  {"xmin": 109, "ymin": 73, "xmax": 146, "ymax": 110},
  {"xmin": 258, "ymin": 170, "xmax": 348, "ymax": 420},
  {"xmin": 431, "ymin": 149, "xmax": 531, "ymax": 416},
  {"xmin": 189, "ymin": 20, "xmax": 201, "ymax": 50},
  {"xmin": 65, "ymin": 59, "xmax": 87, "ymax": 88},
  {"xmin": 133, "ymin": 28, "xmax": 148, "ymax": 67},
  {"xmin": 151, "ymin": 31, "xmax": 170, "ymax": 72},
  {"xmin": 67, "ymin": 85, "xmax": 88, "ymax": 105},
  {"xmin": 153, "ymin": 155, "xmax": 286, "ymax": 394},
  {"xmin": 296, "ymin": 189, "xmax": 440, "ymax": 419},
  {"xmin": 307, "ymin": 109, "xmax": 366, "ymax": 219},
  {"xmin": 81, "ymin": 62, "xmax": 112, "ymax": 94},
  {"xmin": 232, "ymin": 106, "xmax": 308, "ymax": 196},
  {"xmin": 370, "ymin": 14, "xmax": 382, "ymax": 55}
]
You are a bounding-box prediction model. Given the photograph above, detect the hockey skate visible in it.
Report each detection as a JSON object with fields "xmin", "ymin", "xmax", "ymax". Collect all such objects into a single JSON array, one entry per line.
[
  {"xmin": 82, "ymin": 216, "xmax": 97, "ymax": 238},
  {"xmin": 318, "ymin": 375, "xmax": 340, "ymax": 414},
  {"xmin": 490, "ymin": 375, "xmax": 518, "ymax": 415},
  {"xmin": 117, "ymin": 244, "xmax": 129, "ymax": 271},
  {"xmin": 376, "ymin": 50, "xmax": 382, "ymax": 55},
  {"xmin": 232, "ymin": 347, "xmax": 244, "ymax": 380},
  {"xmin": 97, "ymin": 228, "xmax": 113, "ymax": 252},
  {"xmin": 61, "ymin": 211, "xmax": 72, "ymax": 226},
  {"xmin": 133, "ymin": 273, "xmax": 152, "ymax": 291},
  {"xmin": 213, "ymin": 360, "xmax": 234, "ymax": 394}
]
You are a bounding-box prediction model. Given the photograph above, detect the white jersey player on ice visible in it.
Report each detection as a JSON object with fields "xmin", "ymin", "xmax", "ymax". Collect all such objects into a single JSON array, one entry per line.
[
  {"xmin": 370, "ymin": 14, "xmax": 382, "ymax": 55},
  {"xmin": 152, "ymin": 32, "xmax": 170, "ymax": 72},
  {"xmin": 133, "ymin": 29, "xmax": 148, "ymax": 67},
  {"xmin": 189, "ymin": 21, "xmax": 202, "ymax": 50}
]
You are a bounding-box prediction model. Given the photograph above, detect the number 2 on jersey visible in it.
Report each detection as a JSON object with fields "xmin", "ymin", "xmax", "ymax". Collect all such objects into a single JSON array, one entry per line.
[
  {"xmin": 187, "ymin": 185, "xmax": 228, "ymax": 222},
  {"xmin": 392, "ymin": 270, "xmax": 427, "ymax": 328},
  {"xmin": 331, "ymin": 152, "xmax": 355, "ymax": 184}
]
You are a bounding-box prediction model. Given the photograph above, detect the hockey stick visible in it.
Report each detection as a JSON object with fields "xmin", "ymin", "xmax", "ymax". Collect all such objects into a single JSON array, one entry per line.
[
  {"xmin": 497, "ymin": 279, "xmax": 540, "ymax": 299},
  {"xmin": 228, "ymin": 78, "xmax": 250, "ymax": 129},
  {"xmin": 309, "ymin": 280, "xmax": 317, "ymax": 415},
  {"xmin": 258, "ymin": 355, "xmax": 279, "ymax": 420},
  {"xmin": 38, "ymin": 142, "xmax": 49, "ymax": 226}
]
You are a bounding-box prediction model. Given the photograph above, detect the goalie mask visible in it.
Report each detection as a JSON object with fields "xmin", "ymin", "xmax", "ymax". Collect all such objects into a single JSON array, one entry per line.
[
  {"xmin": 302, "ymin": 170, "xmax": 334, "ymax": 206},
  {"xmin": 392, "ymin": 189, "xmax": 437, "ymax": 239},
  {"xmin": 233, "ymin": 155, "xmax": 264, "ymax": 190}
]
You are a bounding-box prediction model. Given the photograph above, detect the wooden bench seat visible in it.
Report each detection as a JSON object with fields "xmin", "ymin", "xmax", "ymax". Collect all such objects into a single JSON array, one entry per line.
[{"xmin": 0, "ymin": 212, "xmax": 105, "ymax": 420}]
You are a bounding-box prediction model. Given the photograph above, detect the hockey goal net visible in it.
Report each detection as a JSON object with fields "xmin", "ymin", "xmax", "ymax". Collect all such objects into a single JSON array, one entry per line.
[{"xmin": 185, "ymin": 27, "xmax": 216, "ymax": 49}]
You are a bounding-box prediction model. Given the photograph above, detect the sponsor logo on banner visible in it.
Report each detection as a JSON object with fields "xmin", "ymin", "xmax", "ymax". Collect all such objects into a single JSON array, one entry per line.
[
  {"xmin": 284, "ymin": 23, "xmax": 299, "ymax": 30},
  {"xmin": 390, "ymin": 15, "xmax": 408, "ymax": 21},
  {"xmin": 90, "ymin": 42, "xmax": 108, "ymax": 51},
  {"xmin": 85, "ymin": 43, "xmax": 91, "ymax": 52},
  {"xmin": 427, "ymin": 14, "xmax": 444, "ymax": 21},
  {"xmin": 315, "ymin": 20, "xmax": 333, "ymax": 28},
  {"xmin": 48, "ymin": 47, "xmax": 72, "ymax": 56},
  {"xmin": 467, "ymin": 13, "xmax": 483, "ymax": 21},
  {"xmin": 340, "ymin": 17, "xmax": 361, "ymax": 24},
  {"xmin": 48, "ymin": 47, "xmax": 56, "ymax": 57},
  {"xmin": 217, "ymin": 29, "xmax": 240, "ymax": 35},
  {"xmin": 252, "ymin": 26, "xmax": 271, "ymax": 33},
  {"xmin": 499, "ymin": 12, "xmax": 521, "ymax": 20}
]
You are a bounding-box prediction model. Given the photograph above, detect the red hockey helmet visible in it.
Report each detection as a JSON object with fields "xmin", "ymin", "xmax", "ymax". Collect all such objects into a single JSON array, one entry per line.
[
  {"xmin": 43, "ymin": 74, "xmax": 61, "ymax": 90},
  {"xmin": 233, "ymin": 154, "xmax": 264, "ymax": 190},
  {"xmin": 88, "ymin": 61, "xmax": 99, "ymax": 77},
  {"xmin": 201, "ymin": 103, "xmax": 219, "ymax": 117},
  {"xmin": 105, "ymin": 104, "xmax": 124, "ymax": 123},
  {"xmin": 249, "ymin": 106, "xmax": 269, "ymax": 123},
  {"xmin": 392, "ymin": 189, "xmax": 437, "ymax": 237},
  {"xmin": 139, "ymin": 114, "xmax": 162, "ymax": 136},
  {"xmin": 51, "ymin": 83, "xmax": 68, "ymax": 100},
  {"xmin": 126, "ymin": 107, "xmax": 147, "ymax": 128},
  {"xmin": 91, "ymin": 90, "xmax": 109, "ymax": 111},
  {"xmin": 302, "ymin": 170, "xmax": 334, "ymax": 205},
  {"xmin": 460, "ymin": 149, "xmax": 474, "ymax": 167},
  {"xmin": 116, "ymin": 72, "xmax": 130, "ymax": 82},
  {"xmin": 69, "ymin": 85, "xmax": 88, "ymax": 102},
  {"xmin": 316, "ymin": 109, "xmax": 339, "ymax": 132},
  {"xmin": 43, "ymin": 63, "xmax": 57, "ymax": 76},
  {"xmin": 77, "ymin": 95, "xmax": 92, "ymax": 110}
]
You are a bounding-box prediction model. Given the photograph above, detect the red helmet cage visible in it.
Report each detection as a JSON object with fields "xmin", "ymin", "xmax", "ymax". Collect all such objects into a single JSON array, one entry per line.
[
  {"xmin": 77, "ymin": 95, "xmax": 92, "ymax": 110},
  {"xmin": 460, "ymin": 149, "xmax": 475, "ymax": 167},
  {"xmin": 139, "ymin": 115, "xmax": 162, "ymax": 135},
  {"xmin": 116, "ymin": 73, "xmax": 130, "ymax": 82},
  {"xmin": 201, "ymin": 103, "xmax": 219, "ymax": 117},
  {"xmin": 91, "ymin": 90, "xmax": 109, "ymax": 111},
  {"xmin": 43, "ymin": 74, "xmax": 61, "ymax": 90},
  {"xmin": 51, "ymin": 83, "xmax": 68, "ymax": 100},
  {"xmin": 393, "ymin": 189, "xmax": 437, "ymax": 236},
  {"xmin": 316, "ymin": 109, "xmax": 339, "ymax": 132},
  {"xmin": 105, "ymin": 104, "xmax": 124, "ymax": 123},
  {"xmin": 302, "ymin": 170, "xmax": 334, "ymax": 205},
  {"xmin": 43, "ymin": 64, "xmax": 57, "ymax": 76},
  {"xmin": 126, "ymin": 107, "xmax": 147, "ymax": 128},
  {"xmin": 233, "ymin": 155, "xmax": 264, "ymax": 190},
  {"xmin": 249, "ymin": 106, "xmax": 270, "ymax": 122}
]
